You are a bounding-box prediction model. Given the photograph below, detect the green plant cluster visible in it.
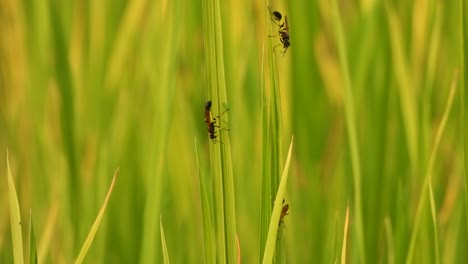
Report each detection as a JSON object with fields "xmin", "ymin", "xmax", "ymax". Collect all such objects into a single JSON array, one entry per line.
[{"xmin": 1, "ymin": 0, "xmax": 468, "ymax": 263}]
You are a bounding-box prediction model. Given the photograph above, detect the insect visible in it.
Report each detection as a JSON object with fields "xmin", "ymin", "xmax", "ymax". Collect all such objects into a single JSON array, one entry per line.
[
  {"xmin": 268, "ymin": 6, "xmax": 290, "ymax": 56},
  {"xmin": 279, "ymin": 199, "xmax": 290, "ymax": 227},
  {"xmin": 204, "ymin": 100, "xmax": 229, "ymax": 143}
]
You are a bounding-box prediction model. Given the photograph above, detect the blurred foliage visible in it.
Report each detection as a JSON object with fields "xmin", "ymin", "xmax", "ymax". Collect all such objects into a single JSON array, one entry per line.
[{"xmin": 0, "ymin": 0, "xmax": 467, "ymax": 263}]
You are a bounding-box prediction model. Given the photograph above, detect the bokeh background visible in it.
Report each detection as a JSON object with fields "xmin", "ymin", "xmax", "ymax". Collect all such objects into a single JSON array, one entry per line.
[{"xmin": 1, "ymin": 0, "xmax": 468, "ymax": 263}]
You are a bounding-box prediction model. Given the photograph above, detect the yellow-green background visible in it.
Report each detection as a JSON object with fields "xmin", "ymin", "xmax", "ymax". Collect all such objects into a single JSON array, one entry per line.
[{"xmin": 1, "ymin": 0, "xmax": 468, "ymax": 263}]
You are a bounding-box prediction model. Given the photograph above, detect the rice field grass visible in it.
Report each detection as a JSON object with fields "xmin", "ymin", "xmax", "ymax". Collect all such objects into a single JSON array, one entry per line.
[{"xmin": 1, "ymin": 0, "xmax": 468, "ymax": 263}]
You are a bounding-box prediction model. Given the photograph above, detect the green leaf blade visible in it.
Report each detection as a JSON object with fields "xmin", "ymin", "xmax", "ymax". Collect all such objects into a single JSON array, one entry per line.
[
  {"xmin": 75, "ymin": 169, "xmax": 118, "ymax": 264},
  {"xmin": 7, "ymin": 151, "xmax": 25, "ymax": 264}
]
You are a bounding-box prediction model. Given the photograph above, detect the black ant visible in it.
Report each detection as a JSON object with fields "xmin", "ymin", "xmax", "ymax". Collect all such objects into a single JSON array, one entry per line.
[
  {"xmin": 279, "ymin": 199, "xmax": 290, "ymax": 227},
  {"xmin": 268, "ymin": 6, "xmax": 290, "ymax": 56},
  {"xmin": 204, "ymin": 100, "xmax": 229, "ymax": 143}
]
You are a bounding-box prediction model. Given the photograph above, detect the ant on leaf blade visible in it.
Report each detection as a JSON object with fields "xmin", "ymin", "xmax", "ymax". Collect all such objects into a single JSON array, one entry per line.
[
  {"xmin": 204, "ymin": 100, "xmax": 229, "ymax": 144},
  {"xmin": 268, "ymin": 6, "xmax": 290, "ymax": 57}
]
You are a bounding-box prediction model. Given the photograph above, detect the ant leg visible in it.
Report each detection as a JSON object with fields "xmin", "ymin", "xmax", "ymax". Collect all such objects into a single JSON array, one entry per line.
[
  {"xmin": 272, "ymin": 43, "xmax": 282, "ymax": 53},
  {"xmin": 218, "ymin": 108, "xmax": 229, "ymax": 116},
  {"xmin": 268, "ymin": 34, "xmax": 281, "ymax": 38},
  {"xmin": 213, "ymin": 109, "xmax": 230, "ymax": 129},
  {"xmin": 213, "ymin": 108, "xmax": 229, "ymax": 119},
  {"xmin": 213, "ymin": 124, "xmax": 230, "ymax": 132}
]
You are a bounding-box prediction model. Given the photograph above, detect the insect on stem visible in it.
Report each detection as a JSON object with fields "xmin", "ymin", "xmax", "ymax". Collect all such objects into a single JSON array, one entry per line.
[
  {"xmin": 267, "ymin": 6, "xmax": 290, "ymax": 56},
  {"xmin": 204, "ymin": 100, "xmax": 230, "ymax": 144},
  {"xmin": 279, "ymin": 199, "xmax": 290, "ymax": 227}
]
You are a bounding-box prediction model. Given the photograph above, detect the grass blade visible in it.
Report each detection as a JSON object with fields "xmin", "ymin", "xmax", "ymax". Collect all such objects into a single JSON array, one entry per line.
[
  {"xmin": 139, "ymin": 0, "xmax": 180, "ymax": 261},
  {"xmin": 260, "ymin": 3, "xmax": 285, "ymax": 258},
  {"xmin": 195, "ymin": 138, "xmax": 215, "ymax": 263},
  {"xmin": 262, "ymin": 137, "xmax": 294, "ymax": 264},
  {"xmin": 104, "ymin": 0, "xmax": 147, "ymax": 89},
  {"xmin": 340, "ymin": 203, "xmax": 350, "ymax": 264},
  {"xmin": 29, "ymin": 210, "xmax": 37, "ymax": 264},
  {"xmin": 7, "ymin": 151, "xmax": 24, "ymax": 264},
  {"xmin": 384, "ymin": 217, "xmax": 395, "ymax": 264},
  {"xmin": 406, "ymin": 72, "xmax": 458, "ymax": 263},
  {"xmin": 386, "ymin": 4, "xmax": 419, "ymax": 171},
  {"xmin": 259, "ymin": 39, "xmax": 272, "ymax": 259},
  {"xmin": 331, "ymin": 1, "xmax": 366, "ymax": 262},
  {"xmin": 75, "ymin": 168, "xmax": 118, "ymax": 264},
  {"xmin": 202, "ymin": 0, "xmax": 237, "ymax": 261},
  {"xmin": 428, "ymin": 182, "xmax": 440, "ymax": 264},
  {"xmin": 49, "ymin": 3, "xmax": 79, "ymax": 244},
  {"xmin": 461, "ymin": 0, "xmax": 468, "ymax": 239},
  {"xmin": 160, "ymin": 215, "xmax": 170, "ymax": 264}
]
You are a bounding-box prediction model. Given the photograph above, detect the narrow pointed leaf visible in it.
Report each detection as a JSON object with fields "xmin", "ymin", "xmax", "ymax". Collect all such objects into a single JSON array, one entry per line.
[{"xmin": 75, "ymin": 168, "xmax": 118, "ymax": 264}]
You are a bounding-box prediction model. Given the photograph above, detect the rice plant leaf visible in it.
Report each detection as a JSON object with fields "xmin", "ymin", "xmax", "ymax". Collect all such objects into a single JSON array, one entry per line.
[
  {"xmin": 7, "ymin": 151, "xmax": 25, "ymax": 264},
  {"xmin": 428, "ymin": 183, "xmax": 440, "ymax": 264},
  {"xmin": 160, "ymin": 215, "xmax": 170, "ymax": 264},
  {"xmin": 384, "ymin": 217, "xmax": 395, "ymax": 264},
  {"xmin": 195, "ymin": 138, "xmax": 215, "ymax": 263},
  {"xmin": 260, "ymin": 4, "xmax": 285, "ymax": 257},
  {"xmin": 75, "ymin": 168, "xmax": 118, "ymax": 264},
  {"xmin": 29, "ymin": 210, "xmax": 38, "ymax": 264},
  {"xmin": 340, "ymin": 203, "xmax": 350, "ymax": 264},
  {"xmin": 262, "ymin": 137, "xmax": 293, "ymax": 264},
  {"xmin": 406, "ymin": 71, "xmax": 458, "ymax": 264},
  {"xmin": 386, "ymin": 4, "xmax": 419, "ymax": 170},
  {"xmin": 341, "ymin": 202, "xmax": 349, "ymax": 264},
  {"xmin": 331, "ymin": 1, "xmax": 366, "ymax": 262},
  {"xmin": 461, "ymin": 0, "xmax": 468, "ymax": 239},
  {"xmin": 259, "ymin": 40, "xmax": 272, "ymax": 259},
  {"xmin": 202, "ymin": 0, "xmax": 237, "ymax": 261}
]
